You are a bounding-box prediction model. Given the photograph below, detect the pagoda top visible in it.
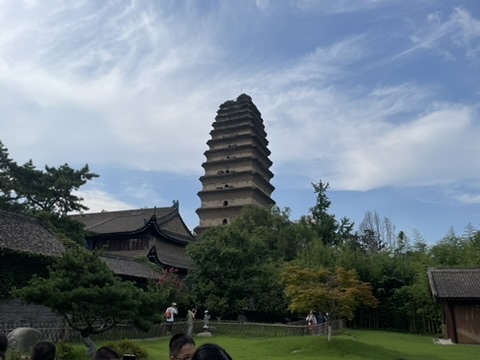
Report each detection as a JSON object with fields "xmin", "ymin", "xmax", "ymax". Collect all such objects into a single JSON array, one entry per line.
[
  {"xmin": 236, "ymin": 93, "xmax": 252, "ymax": 102},
  {"xmin": 219, "ymin": 94, "xmax": 253, "ymax": 109}
]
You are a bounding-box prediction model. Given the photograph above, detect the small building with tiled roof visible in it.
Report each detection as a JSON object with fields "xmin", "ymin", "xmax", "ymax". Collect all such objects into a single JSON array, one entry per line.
[
  {"xmin": 0, "ymin": 209, "xmax": 65, "ymax": 257},
  {"xmin": 0, "ymin": 210, "xmax": 67, "ymax": 325},
  {"xmin": 428, "ymin": 268, "xmax": 480, "ymax": 344},
  {"xmin": 0, "ymin": 209, "xmax": 66, "ymax": 298},
  {"xmin": 70, "ymin": 206, "xmax": 195, "ymax": 276}
]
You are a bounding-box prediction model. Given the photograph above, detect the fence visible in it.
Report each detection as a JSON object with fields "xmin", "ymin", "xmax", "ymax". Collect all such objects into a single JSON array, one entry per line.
[{"xmin": 0, "ymin": 319, "xmax": 345, "ymax": 342}]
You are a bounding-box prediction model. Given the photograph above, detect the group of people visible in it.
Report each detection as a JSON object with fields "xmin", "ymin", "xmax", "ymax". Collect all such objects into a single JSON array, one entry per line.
[
  {"xmin": 165, "ymin": 302, "xmax": 211, "ymax": 336},
  {"xmin": 0, "ymin": 335, "xmax": 57, "ymax": 360},
  {"xmin": 305, "ymin": 310, "xmax": 328, "ymax": 335},
  {"xmin": 0, "ymin": 332, "xmax": 233, "ymax": 360},
  {"xmin": 93, "ymin": 334, "xmax": 234, "ymax": 360}
]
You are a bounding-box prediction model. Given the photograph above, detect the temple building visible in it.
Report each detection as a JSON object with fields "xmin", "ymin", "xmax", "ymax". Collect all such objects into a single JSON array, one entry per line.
[
  {"xmin": 71, "ymin": 206, "xmax": 195, "ymax": 277},
  {"xmin": 195, "ymin": 94, "xmax": 275, "ymax": 235}
]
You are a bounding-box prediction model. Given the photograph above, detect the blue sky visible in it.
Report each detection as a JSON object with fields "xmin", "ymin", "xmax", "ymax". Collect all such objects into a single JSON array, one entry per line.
[{"xmin": 1, "ymin": 0, "xmax": 479, "ymax": 243}]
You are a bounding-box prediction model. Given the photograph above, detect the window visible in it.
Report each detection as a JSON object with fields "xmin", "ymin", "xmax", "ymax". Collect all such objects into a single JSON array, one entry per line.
[{"xmin": 223, "ymin": 200, "xmax": 228, "ymax": 206}]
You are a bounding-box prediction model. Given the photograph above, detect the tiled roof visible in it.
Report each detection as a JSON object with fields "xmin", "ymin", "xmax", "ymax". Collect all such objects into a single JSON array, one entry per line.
[
  {"xmin": 0, "ymin": 210, "xmax": 65, "ymax": 257},
  {"xmin": 428, "ymin": 268, "xmax": 480, "ymax": 300},
  {"xmin": 70, "ymin": 207, "xmax": 195, "ymax": 242},
  {"xmin": 148, "ymin": 243, "xmax": 193, "ymax": 270},
  {"xmin": 100, "ymin": 254, "xmax": 159, "ymax": 280}
]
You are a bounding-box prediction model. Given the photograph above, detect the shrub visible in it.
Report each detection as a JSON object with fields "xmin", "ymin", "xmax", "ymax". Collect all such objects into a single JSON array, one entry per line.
[
  {"xmin": 103, "ymin": 339, "xmax": 148, "ymax": 359},
  {"xmin": 56, "ymin": 341, "xmax": 74, "ymax": 360},
  {"xmin": 6, "ymin": 351, "xmax": 27, "ymax": 360}
]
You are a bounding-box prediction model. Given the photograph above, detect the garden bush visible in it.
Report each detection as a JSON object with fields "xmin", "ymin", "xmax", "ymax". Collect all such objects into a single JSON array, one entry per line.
[{"xmin": 103, "ymin": 339, "xmax": 148, "ymax": 359}]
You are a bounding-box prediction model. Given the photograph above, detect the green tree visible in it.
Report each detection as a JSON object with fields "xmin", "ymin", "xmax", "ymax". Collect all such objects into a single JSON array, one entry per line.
[
  {"xmin": 228, "ymin": 205, "xmax": 301, "ymax": 261},
  {"xmin": 464, "ymin": 229, "xmax": 480, "ymax": 266},
  {"xmin": 430, "ymin": 228, "xmax": 468, "ymax": 266},
  {"xmin": 12, "ymin": 247, "xmax": 162, "ymax": 355},
  {"xmin": 301, "ymin": 180, "xmax": 355, "ymax": 247},
  {"xmin": 281, "ymin": 265, "xmax": 378, "ymax": 339},
  {"xmin": 187, "ymin": 217, "xmax": 287, "ymax": 319},
  {"xmin": 0, "ymin": 140, "xmax": 97, "ymax": 245},
  {"xmin": 304, "ymin": 181, "xmax": 339, "ymax": 245},
  {"xmin": 0, "ymin": 140, "xmax": 98, "ymax": 216}
]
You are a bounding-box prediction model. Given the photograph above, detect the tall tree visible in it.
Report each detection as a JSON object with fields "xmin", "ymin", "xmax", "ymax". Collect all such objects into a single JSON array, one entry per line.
[
  {"xmin": 430, "ymin": 228, "xmax": 468, "ymax": 266},
  {"xmin": 230, "ymin": 205, "xmax": 301, "ymax": 261},
  {"xmin": 465, "ymin": 229, "xmax": 480, "ymax": 266},
  {"xmin": 302, "ymin": 180, "xmax": 343, "ymax": 246},
  {"xmin": 0, "ymin": 140, "xmax": 98, "ymax": 216},
  {"xmin": 0, "ymin": 140, "xmax": 97, "ymax": 245},
  {"xmin": 358, "ymin": 210, "xmax": 396, "ymax": 251},
  {"xmin": 187, "ymin": 214, "xmax": 287, "ymax": 319}
]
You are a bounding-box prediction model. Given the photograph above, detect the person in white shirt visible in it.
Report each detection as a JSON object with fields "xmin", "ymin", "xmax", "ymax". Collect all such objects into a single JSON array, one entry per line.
[
  {"xmin": 165, "ymin": 302, "xmax": 178, "ymax": 335},
  {"xmin": 306, "ymin": 310, "xmax": 317, "ymax": 335}
]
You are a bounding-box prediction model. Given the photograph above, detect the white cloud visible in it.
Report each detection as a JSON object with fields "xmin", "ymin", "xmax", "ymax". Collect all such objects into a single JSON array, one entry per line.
[
  {"xmin": 0, "ymin": 0, "xmax": 479, "ymax": 211},
  {"xmin": 398, "ymin": 7, "xmax": 480, "ymax": 63},
  {"xmin": 260, "ymin": 79, "xmax": 480, "ymax": 192},
  {"xmin": 74, "ymin": 189, "xmax": 133, "ymax": 213},
  {"xmin": 265, "ymin": 35, "xmax": 368, "ymax": 87},
  {"xmin": 122, "ymin": 182, "xmax": 163, "ymax": 202},
  {"xmin": 452, "ymin": 192, "xmax": 480, "ymax": 205},
  {"xmin": 333, "ymin": 105, "xmax": 480, "ymax": 190}
]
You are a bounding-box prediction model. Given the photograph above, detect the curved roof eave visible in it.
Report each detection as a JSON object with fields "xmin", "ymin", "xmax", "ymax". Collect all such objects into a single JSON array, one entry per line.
[{"xmin": 86, "ymin": 215, "xmax": 192, "ymax": 246}]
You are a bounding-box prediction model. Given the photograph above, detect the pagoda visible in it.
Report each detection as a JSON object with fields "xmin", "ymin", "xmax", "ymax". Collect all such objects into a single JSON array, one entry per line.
[{"xmin": 195, "ymin": 94, "xmax": 275, "ymax": 235}]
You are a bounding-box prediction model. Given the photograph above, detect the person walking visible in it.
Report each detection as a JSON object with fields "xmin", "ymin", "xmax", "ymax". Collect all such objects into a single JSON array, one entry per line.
[
  {"xmin": 165, "ymin": 302, "xmax": 178, "ymax": 335},
  {"xmin": 186, "ymin": 307, "xmax": 197, "ymax": 336}
]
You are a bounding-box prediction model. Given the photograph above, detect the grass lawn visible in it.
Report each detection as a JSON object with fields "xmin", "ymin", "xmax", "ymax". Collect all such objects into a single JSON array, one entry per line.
[{"xmin": 73, "ymin": 330, "xmax": 479, "ymax": 360}]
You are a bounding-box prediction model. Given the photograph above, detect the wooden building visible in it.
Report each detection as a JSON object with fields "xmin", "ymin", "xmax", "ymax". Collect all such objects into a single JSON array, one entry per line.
[
  {"xmin": 0, "ymin": 209, "xmax": 66, "ymax": 325},
  {"xmin": 195, "ymin": 94, "xmax": 275, "ymax": 234},
  {"xmin": 71, "ymin": 206, "xmax": 195, "ymax": 276},
  {"xmin": 0, "ymin": 210, "xmax": 65, "ymax": 294},
  {"xmin": 428, "ymin": 268, "xmax": 480, "ymax": 344}
]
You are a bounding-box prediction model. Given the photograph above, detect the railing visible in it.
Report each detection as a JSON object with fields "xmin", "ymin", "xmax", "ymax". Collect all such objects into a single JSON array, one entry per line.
[{"xmin": 0, "ymin": 319, "xmax": 345, "ymax": 342}]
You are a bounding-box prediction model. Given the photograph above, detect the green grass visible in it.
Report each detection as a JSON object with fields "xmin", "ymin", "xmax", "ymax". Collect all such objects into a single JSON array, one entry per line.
[{"xmin": 71, "ymin": 330, "xmax": 479, "ymax": 360}]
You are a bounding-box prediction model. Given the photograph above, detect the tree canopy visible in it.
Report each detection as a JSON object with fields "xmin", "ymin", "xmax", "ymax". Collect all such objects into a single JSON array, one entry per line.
[
  {"xmin": 0, "ymin": 140, "xmax": 98, "ymax": 216},
  {"xmin": 12, "ymin": 247, "xmax": 171, "ymax": 353},
  {"xmin": 14, "ymin": 248, "xmax": 140, "ymax": 334},
  {"xmin": 187, "ymin": 206, "xmax": 289, "ymax": 319},
  {"xmin": 0, "ymin": 140, "xmax": 97, "ymax": 245},
  {"xmin": 281, "ymin": 265, "xmax": 378, "ymax": 323}
]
